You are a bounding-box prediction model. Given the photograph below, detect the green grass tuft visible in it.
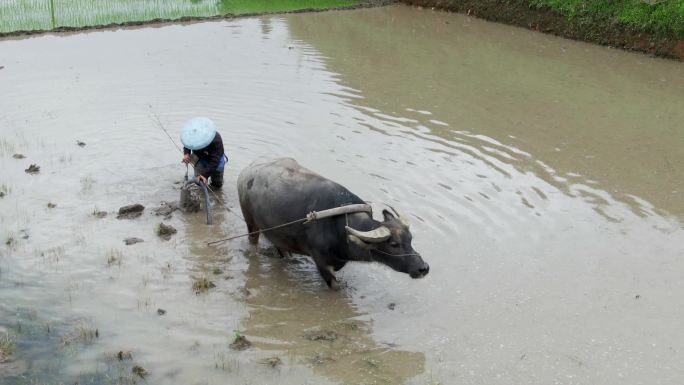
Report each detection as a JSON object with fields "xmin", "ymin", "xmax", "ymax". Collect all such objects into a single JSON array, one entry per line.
[{"xmin": 529, "ymin": 0, "xmax": 684, "ymax": 37}]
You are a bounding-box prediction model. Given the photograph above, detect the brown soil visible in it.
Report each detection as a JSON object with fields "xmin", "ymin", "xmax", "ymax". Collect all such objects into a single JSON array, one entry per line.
[
  {"xmin": 117, "ymin": 204, "xmax": 145, "ymax": 219},
  {"xmin": 92, "ymin": 210, "xmax": 108, "ymax": 219},
  {"xmin": 123, "ymin": 237, "xmax": 144, "ymax": 245},
  {"xmin": 131, "ymin": 365, "xmax": 147, "ymax": 378},
  {"xmin": 400, "ymin": 0, "xmax": 684, "ymax": 60},
  {"xmin": 304, "ymin": 329, "xmax": 338, "ymax": 342},
  {"xmin": 156, "ymin": 222, "xmax": 177, "ymax": 240},
  {"xmin": 192, "ymin": 276, "xmax": 216, "ymax": 294},
  {"xmin": 153, "ymin": 201, "xmax": 179, "ymax": 218},
  {"xmin": 230, "ymin": 335, "xmax": 252, "ymax": 351},
  {"xmin": 24, "ymin": 164, "xmax": 40, "ymax": 174}
]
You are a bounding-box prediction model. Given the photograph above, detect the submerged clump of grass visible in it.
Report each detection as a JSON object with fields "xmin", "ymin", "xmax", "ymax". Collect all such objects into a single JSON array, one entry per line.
[
  {"xmin": 5, "ymin": 234, "xmax": 16, "ymax": 247},
  {"xmin": 80, "ymin": 176, "xmax": 94, "ymax": 192},
  {"xmin": 229, "ymin": 329, "xmax": 252, "ymax": 351},
  {"xmin": 0, "ymin": 333, "xmax": 16, "ymax": 362},
  {"xmin": 259, "ymin": 355, "xmax": 282, "ymax": 368},
  {"xmin": 61, "ymin": 324, "xmax": 99, "ymax": 346},
  {"xmin": 92, "ymin": 207, "xmax": 108, "ymax": 218},
  {"xmin": 0, "ymin": 138, "xmax": 15, "ymax": 156},
  {"xmin": 105, "ymin": 249, "xmax": 122, "ymax": 267},
  {"xmin": 155, "ymin": 222, "xmax": 177, "ymax": 240},
  {"xmin": 192, "ymin": 275, "xmax": 216, "ymax": 294}
]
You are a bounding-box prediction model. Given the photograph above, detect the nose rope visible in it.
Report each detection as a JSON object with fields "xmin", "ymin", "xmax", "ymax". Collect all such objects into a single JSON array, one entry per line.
[{"xmin": 370, "ymin": 249, "xmax": 421, "ymax": 258}]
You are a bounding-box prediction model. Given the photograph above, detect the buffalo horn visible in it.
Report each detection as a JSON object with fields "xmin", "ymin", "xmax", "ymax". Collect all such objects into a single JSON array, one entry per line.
[
  {"xmin": 345, "ymin": 225, "xmax": 391, "ymax": 243},
  {"xmin": 388, "ymin": 206, "xmax": 411, "ymax": 228}
]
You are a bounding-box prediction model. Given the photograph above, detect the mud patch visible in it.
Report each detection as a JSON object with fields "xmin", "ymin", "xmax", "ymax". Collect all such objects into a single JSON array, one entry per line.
[
  {"xmin": 117, "ymin": 204, "xmax": 144, "ymax": 219},
  {"xmin": 310, "ymin": 352, "xmax": 336, "ymax": 365},
  {"xmin": 61, "ymin": 325, "xmax": 99, "ymax": 346},
  {"xmin": 259, "ymin": 356, "xmax": 282, "ymax": 368},
  {"xmin": 230, "ymin": 335, "xmax": 252, "ymax": 351},
  {"xmin": 180, "ymin": 184, "xmax": 202, "ymax": 213},
  {"xmin": 92, "ymin": 210, "xmax": 108, "ymax": 218},
  {"xmin": 304, "ymin": 328, "xmax": 338, "ymax": 342},
  {"xmin": 123, "ymin": 237, "xmax": 144, "ymax": 245},
  {"xmin": 192, "ymin": 276, "xmax": 215, "ymax": 294},
  {"xmin": 24, "ymin": 164, "xmax": 40, "ymax": 174},
  {"xmin": 131, "ymin": 365, "xmax": 148, "ymax": 379},
  {"xmin": 156, "ymin": 222, "xmax": 176, "ymax": 240},
  {"xmin": 153, "ymin": 201, "xmax": 179, "ymax": 218}
]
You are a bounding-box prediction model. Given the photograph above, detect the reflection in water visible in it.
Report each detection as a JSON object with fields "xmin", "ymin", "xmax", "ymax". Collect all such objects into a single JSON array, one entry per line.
[
  {"xmin": 1, "ymin": 6, "xmax": 684, "ymax": 385},
  {"xmin": 242, "ymin": 247, "xmax": 424, "ymax": 384},
  {"xmin": 285, "ymin": 6, "xmax": 684, "ymax": 222}
]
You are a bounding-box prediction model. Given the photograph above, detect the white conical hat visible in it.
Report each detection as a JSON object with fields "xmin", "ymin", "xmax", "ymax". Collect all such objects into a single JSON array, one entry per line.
[{"xmin": 180, "ymin": 117, "xmax": 217, "ymax": 150}]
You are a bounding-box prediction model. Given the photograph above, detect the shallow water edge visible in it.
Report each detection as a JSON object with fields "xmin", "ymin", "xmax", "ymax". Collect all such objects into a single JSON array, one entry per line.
[{"xmin": 0, "ymin": 1, "xmax": 390, "ymax": 39}]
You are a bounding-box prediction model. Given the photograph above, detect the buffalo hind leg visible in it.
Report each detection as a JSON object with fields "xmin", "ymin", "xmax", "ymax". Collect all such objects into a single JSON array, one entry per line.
[{"xmin": 242, "ymin": 214, "xmax": 260, "ymax": 244}]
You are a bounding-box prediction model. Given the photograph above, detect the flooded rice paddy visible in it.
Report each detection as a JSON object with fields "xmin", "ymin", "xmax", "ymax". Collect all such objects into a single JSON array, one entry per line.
[
  {"xmin": 0, "ymin": 0, "xmax": 360, "ymax": 33},
  {"xmin": 1, "ymin": 5, "xmax": 684, "ymax": 385}
]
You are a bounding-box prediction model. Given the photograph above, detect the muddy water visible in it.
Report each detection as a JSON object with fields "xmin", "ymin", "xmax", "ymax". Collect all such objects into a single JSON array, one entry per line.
[{"xmin": 1, "ymin": 5, "xmax": 683, "ymax": 385}]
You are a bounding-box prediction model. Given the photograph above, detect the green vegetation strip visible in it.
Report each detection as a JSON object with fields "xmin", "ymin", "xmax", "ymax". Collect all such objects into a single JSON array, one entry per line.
[
  {"xmin": 529, "ymin": 0, "xmax": 684, "ymax": 37},
  {"xmin": 0, "ymin": 0, "xmax": 363, "ymax": 34}
]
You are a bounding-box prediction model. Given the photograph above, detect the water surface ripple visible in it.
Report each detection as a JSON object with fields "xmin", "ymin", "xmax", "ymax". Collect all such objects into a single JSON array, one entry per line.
[{"xmin": 1, "ymin": 6, "xmax": 683, "ymax": 385}]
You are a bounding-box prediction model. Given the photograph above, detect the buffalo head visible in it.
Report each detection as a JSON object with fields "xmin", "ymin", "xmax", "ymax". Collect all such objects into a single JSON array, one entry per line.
[{"xmin": 346, "ymin": 208, "xmax": 429, "ymax": 279}]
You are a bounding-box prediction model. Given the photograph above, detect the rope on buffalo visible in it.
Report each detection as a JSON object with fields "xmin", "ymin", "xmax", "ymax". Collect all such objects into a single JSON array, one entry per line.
[
  {"xmin": 207, "ymin": 217, "xmax": 308, "ymax": 245},
  {"xmin": 370, "ymin": 249, "xmax": 421, "ymax": 258},
  {"xmin": 206, "ymin": 204, "xmax": 372, "ymax": 246}
]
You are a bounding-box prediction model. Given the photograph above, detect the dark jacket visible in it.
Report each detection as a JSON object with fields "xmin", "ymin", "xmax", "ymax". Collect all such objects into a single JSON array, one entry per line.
[{"xmin": 183, "ymin": 132, "xmax": 224, "ymax": 177}]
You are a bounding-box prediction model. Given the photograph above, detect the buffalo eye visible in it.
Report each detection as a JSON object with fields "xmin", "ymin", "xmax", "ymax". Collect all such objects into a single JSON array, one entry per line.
[{"xmin": 389, "ymin": 241, "xmax": 399, "ymax": 248}]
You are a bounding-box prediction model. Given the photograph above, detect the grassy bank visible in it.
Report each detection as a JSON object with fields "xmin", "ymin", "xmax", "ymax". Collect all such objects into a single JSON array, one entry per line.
[
  {"xmin": 529, "ymin": 0, "xmax": 684, "ymax": 38},
  {"xmin": 402, "ymin": 0, "xmax": 684, "ymax": 59},
  {"xmin": 0, "ymin": 0, "xmax": 363, "ymax": 34}
]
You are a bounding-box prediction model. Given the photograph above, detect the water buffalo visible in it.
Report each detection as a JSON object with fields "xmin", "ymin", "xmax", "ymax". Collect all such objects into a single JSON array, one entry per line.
[{"xmin": 237, "ymin": 158, "xmax": 429, "ymax": 289}]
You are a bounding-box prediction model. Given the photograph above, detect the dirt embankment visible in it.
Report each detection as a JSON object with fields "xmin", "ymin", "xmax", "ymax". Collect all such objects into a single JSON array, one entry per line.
[{"xmin": 400, "ymin": 0, "xmax": 684, "ymax": 60}]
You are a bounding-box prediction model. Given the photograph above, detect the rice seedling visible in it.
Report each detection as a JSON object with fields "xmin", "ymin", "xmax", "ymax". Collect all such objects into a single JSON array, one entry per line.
[
  {"xmin": 0, "ymin": 0, "xmax": 362, "ymax": 33},
  {"xmin": 61, "ymin": 323, "xmax": 99, "ymax": 346},
  {"xmin": 105, "ymin": 248, "xmax": 122, "ymax": 267}
]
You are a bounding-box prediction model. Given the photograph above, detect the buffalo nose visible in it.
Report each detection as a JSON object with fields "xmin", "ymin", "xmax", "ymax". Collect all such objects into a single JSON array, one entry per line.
[{"xmin": 419, "ymin": 263, "xmax": 429, "ymax": 276}]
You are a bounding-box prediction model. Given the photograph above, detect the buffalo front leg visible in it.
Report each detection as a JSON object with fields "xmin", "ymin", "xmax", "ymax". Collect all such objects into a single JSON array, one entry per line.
[{"xmin": 313, "ymin": 257, "xmax": 339, "ymax": 290}]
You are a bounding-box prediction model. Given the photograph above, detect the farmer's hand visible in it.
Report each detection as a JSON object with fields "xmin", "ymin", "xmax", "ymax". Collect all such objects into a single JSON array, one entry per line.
[
  {"xmin": 182, "ymin": 154, "xmax": 190, "ymax": 164},
  {"xmin": 197, "ymin": 175, "xmax": 208, "ymax": 184}
]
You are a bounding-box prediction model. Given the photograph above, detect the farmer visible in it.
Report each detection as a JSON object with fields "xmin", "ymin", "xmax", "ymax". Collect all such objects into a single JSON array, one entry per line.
[{"xmin": 180, "ymin": 117, "xmax": 226, "ymax": 189}]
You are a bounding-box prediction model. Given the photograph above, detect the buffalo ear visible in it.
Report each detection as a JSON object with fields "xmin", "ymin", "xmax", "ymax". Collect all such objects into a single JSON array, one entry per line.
[
  {"xmin": 382, "ymin": 209, "xmax": 396, "ymax": 222},
  {"xmin": 348, "ymin": 234, "xmax": 371, "ymax": 249}
]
